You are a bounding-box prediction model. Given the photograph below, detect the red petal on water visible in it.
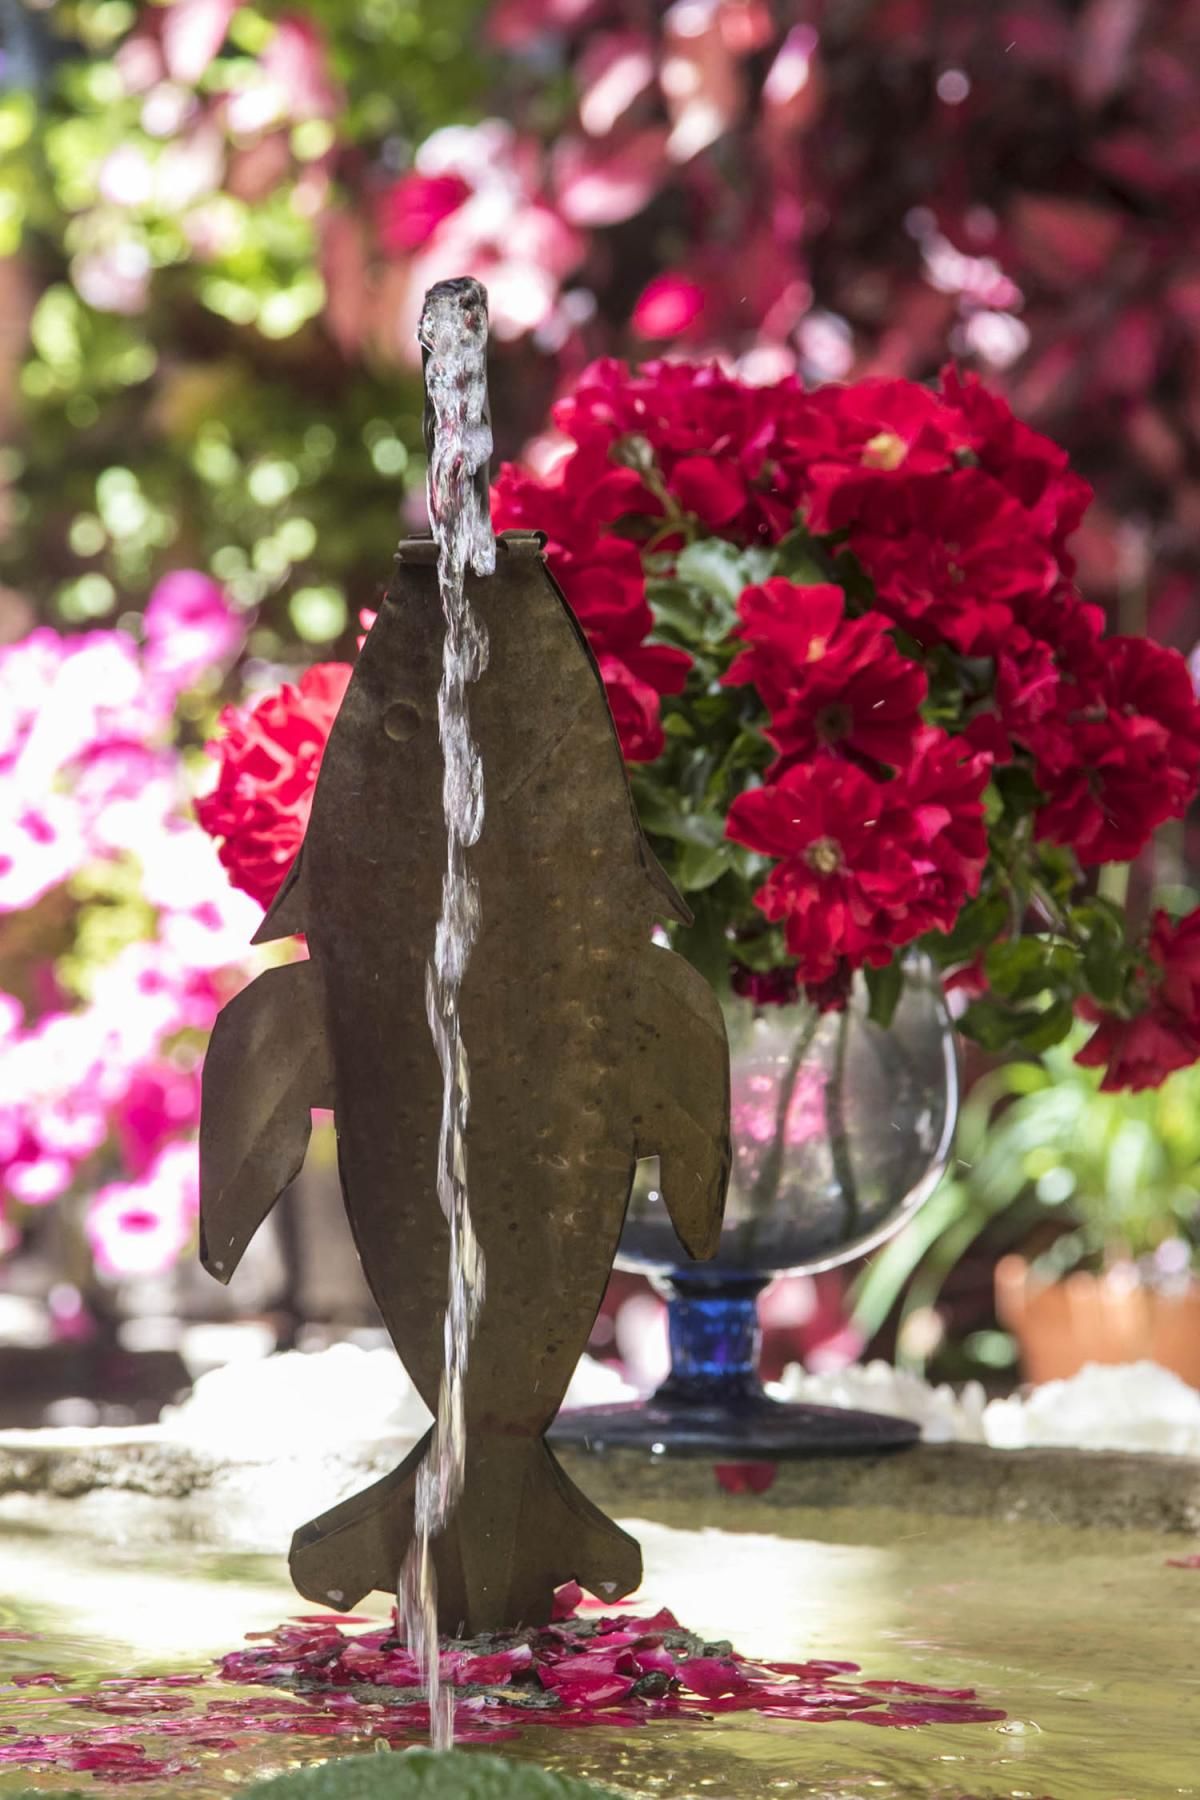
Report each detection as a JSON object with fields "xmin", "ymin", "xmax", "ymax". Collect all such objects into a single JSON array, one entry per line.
[
  {"xmin": 10, "ymin": 1672, "xmax": 71, "ymax": 1687},
  {"xmin": 676, "ymin": 1657, "xmax": 754, "ymax": 1699},
  {"xmin": 714, "ymin": 1462, "xmax": 778, "ymax": 1495},
  {"xmin": 634, "ymin": 1606, "xmax": 681, "ymax": 1634},
  {"xmin": 887, "ymin": 1701, "xmax": 1007, "ymax": 1724},
  {"xmin": 0, "ymin": 1631, "xmax": 35, "ymax": 1642},
  {"xmin": 450, "ymin": 1722, "xmax": 521, "ymax": 1744},
  {"xmin": 1166, "ymin": 1554, "xmax": 1200, "ymax": 1568},
  {"xmin": 457, "ymin": 1647, "xmax": 534, "ymax": 1684},
  {"xmin": 551, "ymin": 1580, "xmax": 584, "ymax": 1620},
  {"xmin": 74, "ymin": 1696, "xmax": 193, "ymax": 1716},
  {"xmin": 861, "ymin": 1678, "xmax": 978, "ymax": 1699},
  {"xmin": 67, "ymin": 1743, "xmax": 150, "ymax": 1768},
  {"xmin": 769, "ymin": 1658, "xmax": 861, "ymax": 1676}
]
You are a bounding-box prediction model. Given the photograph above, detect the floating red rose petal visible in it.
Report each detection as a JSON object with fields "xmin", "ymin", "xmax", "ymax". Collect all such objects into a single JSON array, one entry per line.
[{"xmin": 0, "ymin": 1589, "xmax": 1010, "ymax": 1780}]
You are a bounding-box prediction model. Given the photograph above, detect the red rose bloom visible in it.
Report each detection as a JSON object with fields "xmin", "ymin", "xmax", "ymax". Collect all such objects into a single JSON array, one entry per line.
[
  {"xmin": 725, "ymin": 730, "xmax": 989, "ymax": 985},
  {"xmin": 1153, "ymin": 906, "xmax": 1200, "ymax": 1022},
  {"xmin": 1075, "ymin": 907, "xmax": 1200, "ymax": 1091},
  {"xmin": 196, "ymin": 663, "xmax": 352, "ymax": 909},
  {"xmin": 726, "ymin": 757, "xmax": 904, "ymax": 982},
  {"xmin": 596, "ymin": 653, "xmax": 678, "ymax": 763},
  {"xmin": 1031, "ymin": 635, "xmax": 1200, "ymax": 865},
  {"xmin": 828, "ymin": 469, "xmax": 1059, "ymax": 657},
  {"xmin": 724, "ymin": 578, "xmax": 927, "ymax": 768},
  {"xmin": 937, "ymin": 365, "xmax": 1093, "ymax": 559},
  {"xmin": 492, "ymin": 458, "xmax": 687, "ymax": 761},
  {"xmin": 1075, "ymin": 1004, "xmax": 1200, "ymax": 1093}
]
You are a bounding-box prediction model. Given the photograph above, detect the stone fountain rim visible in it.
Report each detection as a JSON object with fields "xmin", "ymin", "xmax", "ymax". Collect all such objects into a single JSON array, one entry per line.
[{"xmin": 0, "ymin": 1427, "xmax": 1197, "ymax": 1537}]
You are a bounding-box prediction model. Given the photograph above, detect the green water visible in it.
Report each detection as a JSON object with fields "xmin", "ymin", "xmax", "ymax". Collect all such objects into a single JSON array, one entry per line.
[{"xmin": 0, "ymin": 1506, "xmax": 1196, "ymax": 1799}]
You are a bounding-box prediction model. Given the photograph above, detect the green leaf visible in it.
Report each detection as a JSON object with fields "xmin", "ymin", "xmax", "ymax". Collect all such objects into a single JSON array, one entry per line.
[
  {"xmin": 674, "ymin": 538, "xmax": 773, "ymax": 610},
  {"xmin": 958, "ymin": 997, "xmax": 1020, "ymax": 1052},
  {"xmin": 992, "ymin": 762, "xmax": 1045, "ymax": 817},
  {"xmin": 673, "ymin": 840, "xmax": 734, "ymax": 892},
  {"xmin": 644, "ymin": 577, "xmax": 711, "ymax": 645},
  {"xmin": 772, "ymin": 529, "xmax": 829, "ymax": 585},
  {"xmin": 864, "ymin": 958, "xmax": 904, "ymax": 1029},
  {"xmin": 984, "ymin": 937, "xmax": 1045, "ymax": 999},
  {"xmin": 1011, "ymin": 995, "xmax": 1076, "ymax": 1053},
  {"xmin": 925, "ymin": 892, "xmax": 1007, "ymax": 964},
  {"xmin": 985, "ymin": 937, "xmax": 1077, "ymax": 1004},
  {"xmin": 631, "ymin": 785, "xmax": 724, "ymax": 848}
]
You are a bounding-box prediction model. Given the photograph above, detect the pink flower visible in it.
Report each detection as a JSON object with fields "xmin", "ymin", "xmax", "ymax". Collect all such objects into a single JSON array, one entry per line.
[
  {"xmin": 142, "ymin": 570, "xmax": 245, "ymax": 695},
  {"xmin": 632, "ymin": 273, "xmax": 709, "ymax": 340},
  {"xmin": 378, "ymin": 173, "xmax": 471, "ymax": 253},
  {"xmin": 85, "ymin": 1141, "xmax": 199, "ymax": 1281}
]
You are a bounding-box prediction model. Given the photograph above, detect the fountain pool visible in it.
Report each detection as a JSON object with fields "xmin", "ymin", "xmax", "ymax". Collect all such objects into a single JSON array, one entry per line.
[{"xmin": 1, "ymin": 1469, "xmax": 1196, "ymax": 1799}]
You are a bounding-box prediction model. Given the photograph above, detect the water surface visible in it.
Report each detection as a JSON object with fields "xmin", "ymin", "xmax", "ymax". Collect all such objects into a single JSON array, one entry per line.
[{"xmin": 0, "ymin": 1505, "xmax": 1194, "ymax": 1798}]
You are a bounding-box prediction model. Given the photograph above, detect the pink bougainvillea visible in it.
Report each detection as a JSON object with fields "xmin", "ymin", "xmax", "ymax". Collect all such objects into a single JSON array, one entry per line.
[{"xmin": 0, "ymin": 575, "xmax": 260, "ymax": 1280}]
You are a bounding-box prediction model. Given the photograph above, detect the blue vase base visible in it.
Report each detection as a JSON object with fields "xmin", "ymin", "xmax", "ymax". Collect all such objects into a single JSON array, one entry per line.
[{"xmin": 549, "ymin": 1393, "xmax": 919, "ymax": 1460}]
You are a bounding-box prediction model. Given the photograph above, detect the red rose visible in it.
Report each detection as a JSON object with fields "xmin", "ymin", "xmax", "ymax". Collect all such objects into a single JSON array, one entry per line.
[
  {"xmin": 828, "ymin": 469, "xmax": 1059, "ymax": 657},
  {"xmin": 729, "ymin": 961, "xmax": 801, "ymax": 1007},
  {"xmin": 1031, "ymin": 635, "xmax": 1200, "ymax": 865},
  {"xmin": 196, "ymin": 663, "xmax": 352, "ymax": 909},
  {"xmin": 1153, "ymin": 907, "xmax": 1200, "ymax": 1022},
  {"xmin": 725, "ymin": 730, "xmax": 989, "ymax": 984},
  {"xmin": 938, "ymin": 364, "xmax": 1093, "ymax": 559},
  {"xmin": 726, "ymin": 756, "xmax": 900, "ymax": 982},
  {"xmin": 1075, "ymin": 1004, "xmax": 1200, "ymax": 1093},
  {"xmin": 493, "ymin": 461, "xmax": 687, "ymax": 763},
  {"xmin": 1075, "ymin": 906, "xmax": 1200, "ymax": 1091},
  {"xmin": 723, "ymin": 578, "xmax": 927, "ymax": 768}
]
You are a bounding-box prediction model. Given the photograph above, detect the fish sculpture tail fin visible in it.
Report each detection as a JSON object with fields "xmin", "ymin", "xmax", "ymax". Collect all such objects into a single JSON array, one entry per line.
[{"xmin": 290, "ymin": 1433, "xmax": 641, "ymax": 1635}]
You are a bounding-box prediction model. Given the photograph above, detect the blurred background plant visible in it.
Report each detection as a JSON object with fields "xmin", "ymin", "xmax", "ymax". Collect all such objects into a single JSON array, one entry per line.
[
  {"xmin": 3, "ymin": 0, "xmax": 1200, "ymax": 1410},
  {"xmin": 851, "ymin": 1028, "xmax": 1200, "ymax": 1383}
]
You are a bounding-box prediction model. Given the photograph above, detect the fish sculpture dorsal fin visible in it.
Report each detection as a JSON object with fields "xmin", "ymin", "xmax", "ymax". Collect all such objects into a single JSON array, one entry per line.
[{"xmin": 252, "ymin": 850, "xmax": 309, "ymax": 944}]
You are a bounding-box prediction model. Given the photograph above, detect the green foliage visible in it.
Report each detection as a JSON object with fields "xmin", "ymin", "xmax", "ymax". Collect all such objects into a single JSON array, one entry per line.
[
  {"xmin": 850, "ymin": 1030, "xmax": 1200, "ymax": 1365},
  {"xmin": 1, "ymin": 0, "xmax": 490, "ymax": 651},
  {"xmin": 242, "ymin": 1749, "xmax": 622, "ymax": 1799}
]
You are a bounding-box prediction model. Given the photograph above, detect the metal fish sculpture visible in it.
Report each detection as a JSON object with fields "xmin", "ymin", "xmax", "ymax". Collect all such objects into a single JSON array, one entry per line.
[{"xmin": 199, "ymin": 532, "xmax": 731, "ymax": 1635}]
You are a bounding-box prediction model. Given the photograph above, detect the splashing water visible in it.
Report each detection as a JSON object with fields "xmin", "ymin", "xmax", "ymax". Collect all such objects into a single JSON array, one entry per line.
[{"xmin": 399, "ymin": 278, "xmax": 496, "ymax": 1750}]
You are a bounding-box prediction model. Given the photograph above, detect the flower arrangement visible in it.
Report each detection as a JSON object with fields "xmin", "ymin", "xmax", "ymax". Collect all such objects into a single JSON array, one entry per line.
[{"xmin": 200, "ymin": 359, "xmax": 1200, "ymax": 1094}]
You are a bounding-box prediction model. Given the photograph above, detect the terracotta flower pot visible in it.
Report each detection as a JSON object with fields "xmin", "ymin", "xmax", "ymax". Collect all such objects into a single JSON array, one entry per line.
[{"xmin": 995, "ymin": 1255, "xmax": 1200, "ymax": 1387}]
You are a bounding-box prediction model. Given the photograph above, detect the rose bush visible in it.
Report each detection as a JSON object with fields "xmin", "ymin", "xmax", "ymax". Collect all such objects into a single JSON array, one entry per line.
[{"xmin": 199, "ymin": 358, "xmax": 1200, "ymax": 1092}]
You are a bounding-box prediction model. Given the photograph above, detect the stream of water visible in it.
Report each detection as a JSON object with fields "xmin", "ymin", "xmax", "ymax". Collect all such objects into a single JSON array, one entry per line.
[{"xmin": 399, "ymin": 277, "xmax": 496, "ymax": 1750}]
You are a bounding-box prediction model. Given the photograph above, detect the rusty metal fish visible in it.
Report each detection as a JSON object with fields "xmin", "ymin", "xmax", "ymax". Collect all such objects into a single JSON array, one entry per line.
[{"xmin": 198, "ymin": 532, "xmax": 731, "ymax": 1634}]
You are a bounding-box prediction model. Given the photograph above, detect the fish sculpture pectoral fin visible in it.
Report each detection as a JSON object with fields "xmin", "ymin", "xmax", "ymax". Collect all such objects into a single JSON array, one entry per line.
[
  {"xmin": 199, "ymin": 960, "xmax": 333, "ymax": 1284},
  {"xmin": 291, "ymin": 1435, "xmax": 642, "ymax": 1633},
  {"xmin": 632, "ymin": 944, "xmax": 731, "ymax": 1262}
]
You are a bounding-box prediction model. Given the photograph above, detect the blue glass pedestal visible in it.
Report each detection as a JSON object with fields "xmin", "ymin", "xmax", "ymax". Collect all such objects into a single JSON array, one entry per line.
[{"xmin": 551, "ymin": 1273, "xmax": 918, "ymax": 1459}]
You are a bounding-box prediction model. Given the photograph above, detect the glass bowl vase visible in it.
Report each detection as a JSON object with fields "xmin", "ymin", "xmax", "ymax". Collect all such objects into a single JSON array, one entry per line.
[{"xmin": 552, "ymin": 955, "xmax": 958, "ymax": 1459}]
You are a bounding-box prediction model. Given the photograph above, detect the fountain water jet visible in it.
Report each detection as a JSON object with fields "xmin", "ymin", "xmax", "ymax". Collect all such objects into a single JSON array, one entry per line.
[{"xmin": 399, "ymin": 278, "xmax": 495, "ymax": 1749}]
